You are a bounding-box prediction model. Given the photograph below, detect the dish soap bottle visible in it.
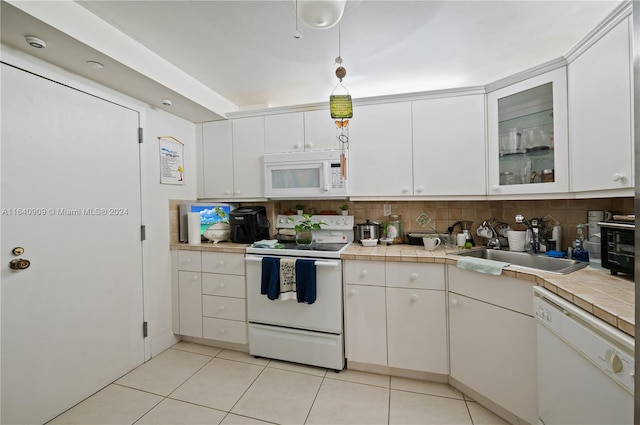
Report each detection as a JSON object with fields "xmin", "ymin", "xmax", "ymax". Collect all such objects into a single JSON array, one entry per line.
[{"xmin": 573, "ymin": 224, "xmax": 589, "ymax": 262}]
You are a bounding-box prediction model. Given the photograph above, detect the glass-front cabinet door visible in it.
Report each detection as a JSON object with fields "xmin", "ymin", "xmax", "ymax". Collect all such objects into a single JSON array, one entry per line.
[{"xmin": 487, "ymin": 67, "xmax": 568, "ymax": 195}]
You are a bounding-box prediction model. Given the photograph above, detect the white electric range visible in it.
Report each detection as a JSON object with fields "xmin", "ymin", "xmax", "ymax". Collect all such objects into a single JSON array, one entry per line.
[{"xmin": 244, "ymin": 215, "xmax": 354, "ymax": 370}]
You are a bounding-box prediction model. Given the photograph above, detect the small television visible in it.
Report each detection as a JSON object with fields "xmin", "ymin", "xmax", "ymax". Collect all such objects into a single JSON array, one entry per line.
[{"xmin": 179, "ymin": 203, "xmax": 237, "ymax": 242}]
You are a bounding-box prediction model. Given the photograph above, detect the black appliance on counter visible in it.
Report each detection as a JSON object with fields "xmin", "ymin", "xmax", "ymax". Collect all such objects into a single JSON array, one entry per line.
[
  {"xmin": 230, "ymin": 206, "xmax": 270, "ymax": 244},
  {"xmin": 598, "ymin": 219, "xmax": 634, "ymax": 277}
]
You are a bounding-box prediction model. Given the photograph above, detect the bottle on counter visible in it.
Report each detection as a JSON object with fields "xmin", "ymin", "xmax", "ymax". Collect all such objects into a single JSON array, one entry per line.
[{"xmin": 387, "ymin": 214, "xmax": 404, "ymax": 244}]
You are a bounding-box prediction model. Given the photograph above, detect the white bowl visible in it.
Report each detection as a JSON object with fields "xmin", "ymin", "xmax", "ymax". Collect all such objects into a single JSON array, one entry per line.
[{"xmin": 361, "ymin": 238, "xmax": 378, "ymax": 247}]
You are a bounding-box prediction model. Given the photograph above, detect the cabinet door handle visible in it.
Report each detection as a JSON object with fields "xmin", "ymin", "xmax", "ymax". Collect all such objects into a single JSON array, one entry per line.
[
  {"xmin": 450, "ymin": 298, "xmax": 458, "ymax": 306},
  {"xmin": 305, "ymin": 142, "xmax": 314, "ymax": 148},
  {"xmin": 410, "ymin": 294, "xmax": 418, "ymax": 301},
  {"xmin": 218, "ymin": 306, "xmax": 225, "ymax": 311},
  {"xmin": 234, "ymin": 190, "xmax": 241, "ymax": 195},
  {"xmin": 349, "ymin": 289, "xmax": 356, "ymax": 296},
  {"xmin": 361, "ymin": 270, "xmax": 368, "ymax": 277},
  {"xmin": 218, "ymin": 283, "xmax": 226, "ymax": 289},
  {"xmin": 401, "ymin": 186, "xmax": 410, "ymax": 193},
  {"xmin": 613, "ymin": 173, "xmax": 624, "ymax": 182},
  {"xmin": 219, "ymin": 261, "xmax": 225, "ymax": 266},
  {"xmin": 192, "ymin": 275, "xmax": 199, "ymax": 280},
  {"xmin": 185, "ymin": 259, "xmax": 192, "ymax": 263},
  {"xmin": 415, "ymin": 186, "xmax": 424, "ymax": 193},
  {"xmin": 409, "ymin": 273, "xmax": 418, "ymax": 280},
  {"xmin": 294, "ymin": 143, "xmax": 302, "ymax": 149},
  {"xmin": 492, "ymin": 185, "xmax": 500, "ymax": 192}
]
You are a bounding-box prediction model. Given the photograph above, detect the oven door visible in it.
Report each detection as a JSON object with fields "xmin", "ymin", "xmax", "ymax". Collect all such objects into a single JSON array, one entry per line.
[{"xmin": 244, "ymin": 255, "xmax": 343, "ymax": 334}]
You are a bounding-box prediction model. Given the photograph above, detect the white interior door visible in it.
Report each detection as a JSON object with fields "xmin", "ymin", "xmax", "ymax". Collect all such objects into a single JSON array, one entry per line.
[{"xmin": 1, "ymin": 63, "xmax": 145, "ymax": 424}]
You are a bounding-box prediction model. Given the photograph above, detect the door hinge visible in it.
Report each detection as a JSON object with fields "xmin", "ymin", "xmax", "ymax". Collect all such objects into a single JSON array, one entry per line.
[
  {"xmin": 138, "ymin": 127, "xmax": 143, "ymax": 144},
  {"xmin": 143, "ymin": 321, "xmax": 148, "ymax": 338},
  {"xmin": 141, "ymin": 225, "xmax": 146, "ymax": 241}
]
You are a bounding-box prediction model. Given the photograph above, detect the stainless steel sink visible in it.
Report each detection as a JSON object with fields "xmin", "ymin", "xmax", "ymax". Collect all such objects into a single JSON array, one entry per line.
[{"xmin": 453, "ymin": 248, "xmax": 588, "ymax": 274}]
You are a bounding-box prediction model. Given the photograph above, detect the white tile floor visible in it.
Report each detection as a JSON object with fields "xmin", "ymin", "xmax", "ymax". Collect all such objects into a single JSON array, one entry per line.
[{"xmin": 47, "ymin": 342, "xmax": 509, "ymax": 425}]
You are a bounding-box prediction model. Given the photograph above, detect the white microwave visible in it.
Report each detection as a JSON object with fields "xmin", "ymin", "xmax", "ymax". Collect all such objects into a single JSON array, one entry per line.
[{"xmin": 264, "ymin": 150, "xmax": 349, "ymax": 199}]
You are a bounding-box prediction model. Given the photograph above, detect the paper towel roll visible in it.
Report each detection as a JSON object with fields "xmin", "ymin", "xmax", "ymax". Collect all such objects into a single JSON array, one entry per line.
[{"xmin": 187, "ymin": 212, "xmax": 202, "ymax": 244}]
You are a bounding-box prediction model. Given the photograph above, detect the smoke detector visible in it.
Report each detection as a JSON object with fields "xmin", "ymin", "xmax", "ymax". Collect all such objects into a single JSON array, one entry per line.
[{"xmin": 25, "ymin": 36, "xmax": 46, "ymax": 49}]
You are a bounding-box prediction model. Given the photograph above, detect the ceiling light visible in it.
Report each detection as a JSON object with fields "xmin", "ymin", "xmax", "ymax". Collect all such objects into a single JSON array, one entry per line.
[
  {"xmin": 25, "ymin": 36, "xmax": 46, "ymax": 49},
  {"xmin": 86, "ymin": 61, "xmax": 104, "ymax": 70},
  {"xmin": 297, "ymin": 0, "xmax": 346, "ymax": 30}
]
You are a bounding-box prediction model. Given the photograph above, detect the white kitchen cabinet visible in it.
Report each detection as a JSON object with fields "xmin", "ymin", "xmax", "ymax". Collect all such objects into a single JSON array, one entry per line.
[
  {"xmin": 344, "ymin": 260, "xmax": 447, "ymax": 374},
  {"xmin": 264, "ymin": 110, "xmax": 340, "ymax": 153},
  {"xmin": 232, "ymin": 116, "xmax": 265, "ymax": 198},
  {"xmin": 448, "ymin": 266, "xmax": 537, "ymax": 425},
  {"xmin": 348, "ymin": 102, "xmax": 413, "ymax": 197},
  {"xmin": 386, "ymin": 287, "xmax": 447, "ymax": 373},
  {"xmin": 569, "ymin": 17, "xmax": 633, "ymax": 192},
  {"xmin": 344, "ymin": 283, "xmax": 387, "ymax": 366},
  {"xmin": 487, "ymin": 67, "xmax": 569, "ymax": 196},
  {"xmin": 173, "ymin": 250, "xmax": 247, "ymax": 345},
  {"xmin": 201, "ymin": 118, "xmax": 265, "ymax": 199},
  {"xmin": 304, "ymin": 109, "xmax": 341, "ymax": 151},
  {"xmin": 178, "ymin": 270, "xmax": 202, "ymax": 338},
  {"xmin": 344, "ymin": 260, "xmax": 386, "ymax": 365},
  {"xmin": 264, "ymin": 112, "xmax": 305, "ymax": 153},
  {"xmin": 412, "ymin": 95, "xmax": 486, "ymax": 196},
  {"xmin": 202, "ymin": 120, "xmax": 234, "ymax": 199}
]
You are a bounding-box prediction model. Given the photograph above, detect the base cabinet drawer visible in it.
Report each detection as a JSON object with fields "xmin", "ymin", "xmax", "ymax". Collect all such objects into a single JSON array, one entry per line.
[
  {"xmin": 203, "ymin": 317, "xmax": 247, "ymax": 344},
  {"xmin": 202, "ymin": 273, "xmax": 246, "ymax": 298},
  {"xmin": 203, "ymin": 295, "xmax": 246, "ymax": 321}
]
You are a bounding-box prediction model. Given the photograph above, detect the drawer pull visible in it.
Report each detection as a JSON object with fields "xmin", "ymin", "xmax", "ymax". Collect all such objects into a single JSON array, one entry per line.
[
  {"xmin": 410, "ymin": 273, "xmax": 418, "ymax": 280},
  {"xmin": 410, "ymin": 294, "xmax": 418, "ymax": 301}
]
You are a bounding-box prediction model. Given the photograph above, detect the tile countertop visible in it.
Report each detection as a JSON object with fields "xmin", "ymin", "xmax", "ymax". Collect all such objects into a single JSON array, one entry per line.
[
  {"xmin": 342, "ymin": 243, "xmax": 635, "ymax": 338},
  {"xmin": 171, "ymin": 242, "xmax": 250, "ymax": 254}
]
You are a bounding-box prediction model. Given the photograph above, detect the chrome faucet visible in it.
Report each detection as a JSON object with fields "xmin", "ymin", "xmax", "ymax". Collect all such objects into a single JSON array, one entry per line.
[
  {"xmin": 481, "ymin": 219, "xmax": 502, "ymax": 249},
  {"xmin": 515, "ymin": 214, "xmax": 542, "ymax": 253}
]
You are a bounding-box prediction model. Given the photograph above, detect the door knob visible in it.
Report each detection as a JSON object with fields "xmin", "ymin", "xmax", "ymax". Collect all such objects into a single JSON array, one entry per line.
[{"xmin": 9, "ymin": 258, "xmax": 31, "ymax": 270}]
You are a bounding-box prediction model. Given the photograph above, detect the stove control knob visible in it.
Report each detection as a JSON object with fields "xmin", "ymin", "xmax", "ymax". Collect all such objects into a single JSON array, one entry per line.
[{"xmin": 606, "ymin": 350, "xmax": 623, "ymax": 374}]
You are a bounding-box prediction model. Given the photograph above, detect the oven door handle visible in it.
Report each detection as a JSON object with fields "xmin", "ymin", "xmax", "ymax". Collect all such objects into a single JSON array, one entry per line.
[{"xmin": 245, "ymin": 256, "xmax": 340, "ymax": 269}]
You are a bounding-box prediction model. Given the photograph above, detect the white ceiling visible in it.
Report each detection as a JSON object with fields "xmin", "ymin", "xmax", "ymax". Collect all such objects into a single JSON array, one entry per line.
[{"xmin": 1, "ymin": 0, "xmax": 624, "ymax": 122}]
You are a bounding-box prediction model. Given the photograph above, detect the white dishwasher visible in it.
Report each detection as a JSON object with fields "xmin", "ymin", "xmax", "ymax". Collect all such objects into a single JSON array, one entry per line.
[{"xmin": 534, "ymin": 286, "xmax": 634, "ymax": 425}]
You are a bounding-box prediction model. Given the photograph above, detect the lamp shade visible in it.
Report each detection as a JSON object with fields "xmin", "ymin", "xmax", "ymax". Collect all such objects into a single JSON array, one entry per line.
[{"xmin": 297, "ymin": 0, "xmax": 346, "ymax": 29}]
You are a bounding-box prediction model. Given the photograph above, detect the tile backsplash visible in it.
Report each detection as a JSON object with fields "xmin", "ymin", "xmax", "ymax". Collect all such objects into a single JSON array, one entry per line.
[
  {"xmin": 276, "ymin": 198, "xmax": 634, "ymax": 249},
  {"xmin": 171, "ymin": 197, "xmax": 633, "ymax": 250}
]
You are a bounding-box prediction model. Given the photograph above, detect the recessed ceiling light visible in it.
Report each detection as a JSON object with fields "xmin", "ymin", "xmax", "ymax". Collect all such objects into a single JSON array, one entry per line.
[
  {"xmin": 86, "ymin": 61, "xmax": 104, "ymax": 70},
  {"xmin": 25, "ymin": 35, "xmax": 46, "ymax": 49}
]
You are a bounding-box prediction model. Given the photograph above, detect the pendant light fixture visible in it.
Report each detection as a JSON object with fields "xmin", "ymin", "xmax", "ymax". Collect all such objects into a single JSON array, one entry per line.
[{"xmin": 297, "ymin": 0, "xmax": 346, "ymax": 30}]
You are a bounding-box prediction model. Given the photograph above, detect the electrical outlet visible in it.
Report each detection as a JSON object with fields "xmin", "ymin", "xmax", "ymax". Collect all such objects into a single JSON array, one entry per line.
[{"xmin": 383, "ymin": 203, "xmax": 391, "ymax": 216}]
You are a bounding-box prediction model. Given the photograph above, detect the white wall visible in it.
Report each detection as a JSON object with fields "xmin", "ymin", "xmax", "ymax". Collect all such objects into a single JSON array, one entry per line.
[
  {"xmin": 141, "ymin": 107, "xmax": 197, "ymax": 357},
  {"xmin": 0, "ymin": 45, "xmax": 197, "ymax": 361}
]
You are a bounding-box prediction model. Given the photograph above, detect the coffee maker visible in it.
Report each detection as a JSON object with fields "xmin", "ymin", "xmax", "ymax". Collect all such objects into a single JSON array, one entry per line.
[
  {"xmin": 229, "ymin": 206, "xmax": 271, "ymax": 244},
  {"xmin": 448, "ymin": 220, "xmax": 475, "ymax": 247}
]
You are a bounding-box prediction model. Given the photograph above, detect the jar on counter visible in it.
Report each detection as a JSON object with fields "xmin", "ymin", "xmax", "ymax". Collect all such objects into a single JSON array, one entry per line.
[{"xmin": 387, "ymin": 214, "xmax": 404, "ymax": 244}]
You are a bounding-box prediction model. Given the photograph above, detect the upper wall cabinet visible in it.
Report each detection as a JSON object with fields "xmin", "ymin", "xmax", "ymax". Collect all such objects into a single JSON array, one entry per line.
[
  {"xmin": 264, "ymin": 112, "xmax": 304, "ymax": 153},
  {"xmin": 412, "ymin": 94, "xmax": 486, "ymax": 196},
  {"xmin": 568, "ymin": 17, "xmax": 633, "ymax": 192},
  {"xmin": 201, "ymin": 118, "xmax": 265, "ymax": 199},
  {"xmin": 202, "ymin": 120, "xmax": 234, "ymax": 199},
  {"xmin": 304, "ymin": 109, "xmax": 343, "ymax": 152},
  {"xmin": 348, "ymin": 102, "xmax": 413, "ymax": 197},
  {"xmin": 487, "ymin": 67, "xmax": 569, "ymax": 196},
  {"xmin": 264, "ymin": 110, "xmax": 339, "ymax": 154},
  {"xmin": 232, "ymin": 116, "xmax": 265, "ymax": 198}
]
